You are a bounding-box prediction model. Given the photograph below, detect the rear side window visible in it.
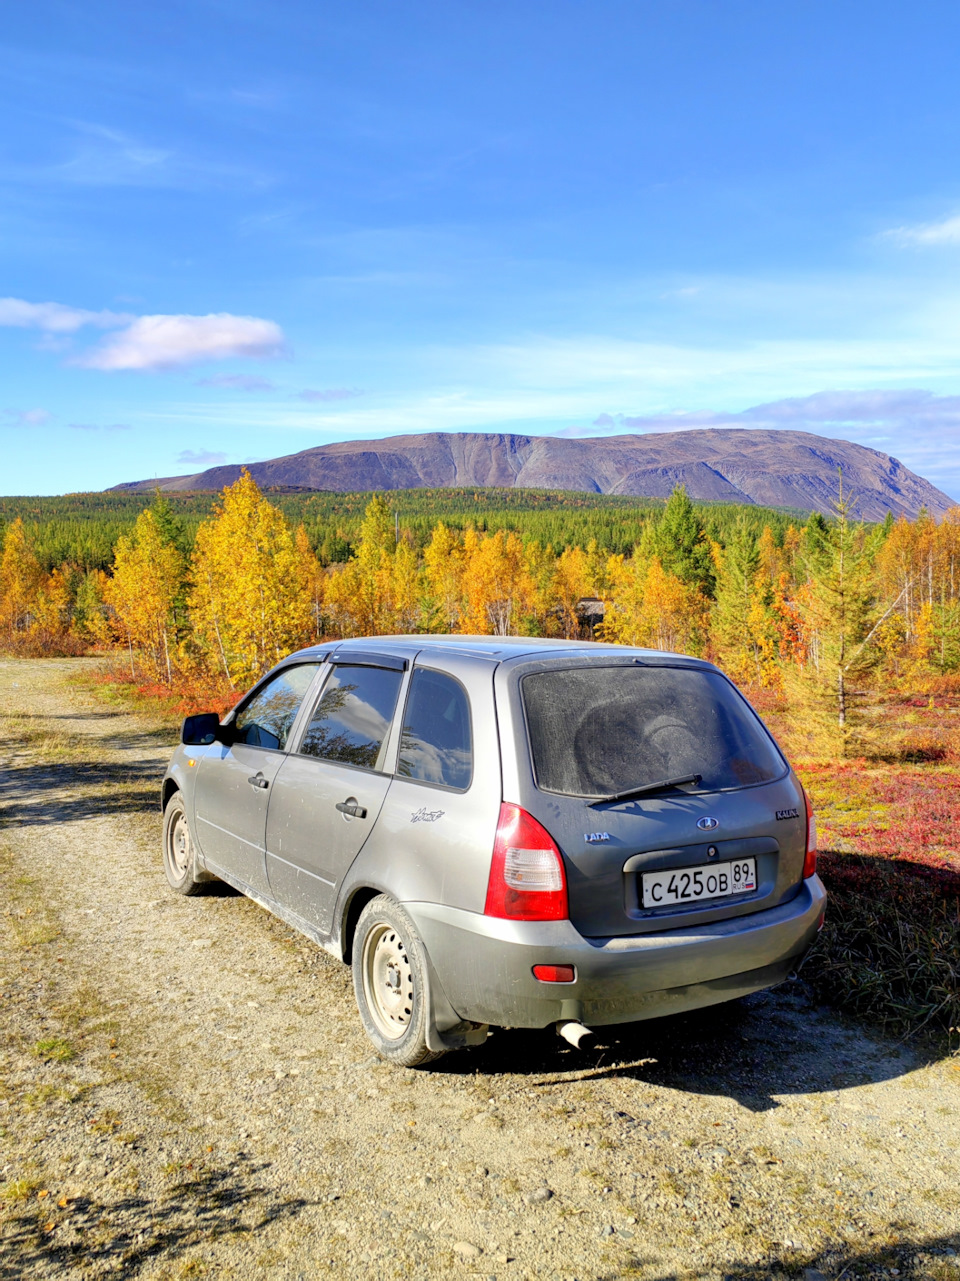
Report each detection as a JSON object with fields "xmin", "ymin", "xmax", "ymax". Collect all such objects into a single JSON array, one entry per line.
[
  {"xmin": 299, "ymin": 664, "xmax": 404, "ymax": 770},
  {"xmin": 233, "ymin": 664, "xmax": 322, "ymax": 750},
  {"xmin": 397, "ymin": 668, "xmax": 472, "ymax": 790},
  {"xmin": 522, "ymin": 666, "xmax": 785, "ymax": 798}
]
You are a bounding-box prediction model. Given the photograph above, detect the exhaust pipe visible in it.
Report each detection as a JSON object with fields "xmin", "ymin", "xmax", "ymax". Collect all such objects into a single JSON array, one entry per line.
[{"xmin": 556, "ymin": 1020, "xmax": 595, "ymax": 1049}]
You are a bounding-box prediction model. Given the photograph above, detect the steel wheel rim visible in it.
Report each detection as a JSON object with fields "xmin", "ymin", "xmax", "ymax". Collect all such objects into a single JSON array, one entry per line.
[
  {"xmin": 361, "ymin": 922, "xmax": 414, "ymax": 1041},
  {"xmin": 169, "ymin": 811, "xmax": 191, "ymax": 877}
]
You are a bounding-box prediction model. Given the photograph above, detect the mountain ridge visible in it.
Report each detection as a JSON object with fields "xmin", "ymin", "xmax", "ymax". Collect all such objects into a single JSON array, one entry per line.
[{"xmin": 110, "ymin": 427, "xmax": 956, "ymax": 521}]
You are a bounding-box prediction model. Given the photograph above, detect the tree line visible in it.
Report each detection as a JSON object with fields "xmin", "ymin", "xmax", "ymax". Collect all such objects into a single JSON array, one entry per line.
[
  {"xmin": 1, "ymin": 470, "xmax": 958, "ymax": 753},
  {"xmin": 0, "ymin": 485, "xmax": 801, "ymax": 571}
]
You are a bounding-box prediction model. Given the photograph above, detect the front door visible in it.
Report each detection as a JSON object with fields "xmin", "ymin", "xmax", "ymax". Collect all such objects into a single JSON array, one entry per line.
[
  {"xmin": 194, "ymin": 663, "xmax": 323, "ymax": 895},
  {"xmin": 265, "ymin": 660, "xmax": 405, "ymax": 934}
]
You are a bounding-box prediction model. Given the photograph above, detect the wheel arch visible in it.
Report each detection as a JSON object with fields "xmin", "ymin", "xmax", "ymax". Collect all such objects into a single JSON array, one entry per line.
[
  {"xmin": 161, "ymin": 777, "xmax": 181, "ymax": 812},
  {"xmin": 340, "ymin": 886, "xmax": 384, "ymax": 965}
]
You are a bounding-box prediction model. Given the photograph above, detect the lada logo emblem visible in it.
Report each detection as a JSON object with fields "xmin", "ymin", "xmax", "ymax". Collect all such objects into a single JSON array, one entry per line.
[
  {"xmin": 585, "ymin": 832, "xmax": 611, "ymax": 843},
  {"xmin": 696, "ymin": 817, "xmax": 719, "ymax": 831}
]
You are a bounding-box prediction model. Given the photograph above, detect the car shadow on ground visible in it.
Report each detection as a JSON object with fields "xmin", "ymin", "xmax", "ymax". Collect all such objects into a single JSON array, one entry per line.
[
  {"xmin": 0, "ymin": 759, "xmax": 162, "ymax": 824},
  {"xmin": 0, "ymin": 1159, "xmax": 318, "ymax": 1279},
  {"xmin": 635, "ymin": 1232, "xmax": 960, "ymax": 1281},
  {"xmin": 431, "ymin": 983, "xmax": 920, "ymax": 1112}
]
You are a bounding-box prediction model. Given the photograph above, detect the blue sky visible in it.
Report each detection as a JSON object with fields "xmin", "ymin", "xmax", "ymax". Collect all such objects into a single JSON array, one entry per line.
[{"xmin": 5, "ymin": 1, "xmax": 960, "ymax": 498}]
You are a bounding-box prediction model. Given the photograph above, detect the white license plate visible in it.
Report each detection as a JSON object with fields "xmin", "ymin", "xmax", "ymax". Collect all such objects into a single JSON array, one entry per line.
[{"xmin": 641, "ymin": 858, "xmax": 757, "ymax": 909}]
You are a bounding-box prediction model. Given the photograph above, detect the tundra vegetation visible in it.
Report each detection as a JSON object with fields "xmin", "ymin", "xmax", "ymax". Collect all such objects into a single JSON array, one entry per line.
[{"xmin": 1, "ymin": 474, "xmax": 958, "ymax": 1042}]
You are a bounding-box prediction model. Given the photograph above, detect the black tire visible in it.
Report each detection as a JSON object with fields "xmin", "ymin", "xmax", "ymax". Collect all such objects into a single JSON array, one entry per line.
[
  {"xmin": 162, "ymin": 791, "xmax": 210, "ymax": 896},
  {"xmin": 352, "ymin": 895, "xmax": 444, "ymax": 1068}
]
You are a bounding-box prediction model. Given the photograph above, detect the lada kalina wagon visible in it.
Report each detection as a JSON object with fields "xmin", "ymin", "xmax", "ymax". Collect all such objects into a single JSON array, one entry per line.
[{"xmin": 161, "ymin": 637, "xmax": 826, "ymax": 1066}]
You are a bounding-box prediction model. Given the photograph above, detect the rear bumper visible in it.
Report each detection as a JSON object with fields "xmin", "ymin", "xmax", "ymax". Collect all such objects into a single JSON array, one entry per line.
[{"xmin": 407, "ymin": 875, "xmax": 826, "ymax": 1029}]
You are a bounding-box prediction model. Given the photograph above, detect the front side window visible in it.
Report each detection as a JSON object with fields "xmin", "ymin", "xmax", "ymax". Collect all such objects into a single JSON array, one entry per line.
[
  {"xmin": 299, "ymin": 665, "xmax": 404, "ymax": 770},
  {"xmin": 522, "ymin": 665, "xmax": 786, "ymax": 798},
  {"xmin": 397, "ymin": 668, "xmax": 472, "ymax": 790},
  {"xmin": 233, "ymin": 664, "xmax": 322, "ymax": 751}
]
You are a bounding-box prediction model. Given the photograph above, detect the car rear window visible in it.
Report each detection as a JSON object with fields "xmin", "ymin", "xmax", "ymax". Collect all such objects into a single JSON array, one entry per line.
[
  {"xmin": 397, "ymin": 668, "xmax": 472, "ymax": 790},
  {"xmin": 521, "ymin": 666, "xmax": 785, "ymax": 798}
]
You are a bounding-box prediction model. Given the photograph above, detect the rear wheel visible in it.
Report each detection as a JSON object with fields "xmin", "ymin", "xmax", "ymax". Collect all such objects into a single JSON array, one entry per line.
[
  {"xmin": 162, "ymin": 791, "xmax": 209, "ymax": 896},
  {"xmin": 352, "ymin": 895, "xmax": 444, "ymax": 1067}
]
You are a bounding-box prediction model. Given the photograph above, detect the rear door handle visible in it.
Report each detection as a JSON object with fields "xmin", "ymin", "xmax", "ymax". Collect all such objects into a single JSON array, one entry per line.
[
  {"xmin": 247, "ymin": 773, "xmax": 270, "ymax": 790},
  {"xmin": 336, "ymin": 798, "xmax": 367, "ymax": 819}
]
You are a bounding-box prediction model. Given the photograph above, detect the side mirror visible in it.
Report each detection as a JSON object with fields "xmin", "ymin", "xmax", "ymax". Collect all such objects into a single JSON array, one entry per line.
[{"xmin": 181, "ymin": 712, "xmax": 227, "ymax": 746}]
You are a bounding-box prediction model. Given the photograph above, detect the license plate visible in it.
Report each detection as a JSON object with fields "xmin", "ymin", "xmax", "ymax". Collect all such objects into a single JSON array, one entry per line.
[{"xmin": 641, "ymin": 858, "xmax": 757, "ymax": 909}]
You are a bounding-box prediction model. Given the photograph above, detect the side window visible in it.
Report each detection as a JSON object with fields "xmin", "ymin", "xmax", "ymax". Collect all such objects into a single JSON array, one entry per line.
[
  {"xmin": 233, "ymin": 664, "xmax": 322, "ymax": 751},
  {"xmin": 299, "ymin": 665, "xmax": 404, "ymax": 770},
  {"xmin": 397, "ymin": 668, "xmax": 473, "ymax": 790}
]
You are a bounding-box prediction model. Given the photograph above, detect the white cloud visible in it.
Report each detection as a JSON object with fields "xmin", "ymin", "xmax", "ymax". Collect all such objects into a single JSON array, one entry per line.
[
  {"xmin": 177, "ymin": 448, "xmax": 228, "ymax": 466},
  {"xmin": 0, "ymin": 297, "xmax": 286, "ymax": 373},
  {"xmin": 0, "ymin": 297, "xmax": 129, "ymax": 333},
  {"xmin": 196, "ymin": 374, "xmax": 277, "ymax": 391},
  {"xmin": 883, "ymin": 214, "xmax": 960, "ymax": 247},
  {"xmin": 79, "ymin": 314, "xmax": 287, "ymax": 372}
]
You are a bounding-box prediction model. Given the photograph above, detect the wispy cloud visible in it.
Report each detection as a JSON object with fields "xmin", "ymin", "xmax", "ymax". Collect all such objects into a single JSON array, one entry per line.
[
  {"xmin": 177, "ymin": 448, "xmax": 227, "ymax": 466},
  {"xmin": 883, "ymin": 214, "xmax": 960, "ymax": 247},
  {"xmin": 556, "ymin": 388, "xmax": 960, "ymax": 441},
  {"xmin": 0, "ymin": 297, "xmax": 130, "ymax": 333},
  {"xmin": 298, "ymin": 387, "xmax": 364, "ymax": 402},
  {"xmin": 68, "ymin": 422, "xmax": 131, "ymax": 433},
  {"xmin": 2, "ymin": 121, "xmax": 274, "ymax": 192},
  {"xmin": 78, "ymin": 314, "xmax": 286, "ymax": 372},
  {"xmin": 196, "ymin": 374, "xmax": 277, "ymax": 392},
  {"xmin": 2, "ymin": 406, "xmax": 52, "ymax": 426}
]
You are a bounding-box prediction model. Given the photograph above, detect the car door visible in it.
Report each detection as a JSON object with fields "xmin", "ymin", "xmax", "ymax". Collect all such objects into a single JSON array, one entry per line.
[
  {"xmin": 193, "ymin": 662, "xmax": 324, "ymax": 896},
  {"xmin": 363, "ymin": 656, "xmax": 504, "ymax": 914},
  {"xmin": 264, "ymin": 655, "xmax": 407, "ymax": 935}
]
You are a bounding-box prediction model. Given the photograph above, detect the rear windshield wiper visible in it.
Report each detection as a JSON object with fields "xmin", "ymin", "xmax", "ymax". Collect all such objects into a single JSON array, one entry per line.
[{"xmin": 588, "ymin": 773, "xmax": 702, "ymax": 807}]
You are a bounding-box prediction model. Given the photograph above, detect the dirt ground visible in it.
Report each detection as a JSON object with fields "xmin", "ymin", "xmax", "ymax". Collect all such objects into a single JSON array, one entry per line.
[{"xmin": 1, "ymin": 657, "xmax": 959, "ymax": 1281}]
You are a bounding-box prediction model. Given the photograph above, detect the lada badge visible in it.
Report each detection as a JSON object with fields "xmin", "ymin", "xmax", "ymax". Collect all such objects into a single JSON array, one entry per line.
[
  {"xmin": 696, "ymin": 817, "xmax": 719, "ymax": 831},
  {"xmin": 585, "ymin": 831, "xmax": 611, "ymax": 843}
]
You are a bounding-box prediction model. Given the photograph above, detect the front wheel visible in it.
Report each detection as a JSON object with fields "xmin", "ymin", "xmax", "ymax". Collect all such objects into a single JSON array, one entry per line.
[
  {"xmin": 162, "ymin": 791, "xmax": 210, "ymax": 896},
  {"xmin": 352, "ymin": 896, "xmax": 444, "ymax": 1067}
]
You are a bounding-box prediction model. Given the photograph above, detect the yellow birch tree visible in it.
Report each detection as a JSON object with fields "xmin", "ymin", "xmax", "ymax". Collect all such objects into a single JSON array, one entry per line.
[
  {"xmin": 188, "ymin": 471, "xmax": 311, "ymax": 687},
  {"xmin": 106, "ymin": 509, "xmax": 186, "ymax": 682},
  {"xmin": 0, "ymin": 518, "xmax": 43, "ymax": 641}
]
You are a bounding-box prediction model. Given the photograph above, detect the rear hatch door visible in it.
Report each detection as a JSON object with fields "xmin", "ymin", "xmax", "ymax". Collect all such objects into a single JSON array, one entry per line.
[{"xmin": 498, "ymin": 653, "xmax": 808, "ymax": 939}]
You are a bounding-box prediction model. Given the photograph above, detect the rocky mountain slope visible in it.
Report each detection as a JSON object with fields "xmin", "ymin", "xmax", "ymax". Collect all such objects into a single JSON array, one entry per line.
[{"xmin": 111, "ymin": 427, "xmax": 956, "ymax": 520}]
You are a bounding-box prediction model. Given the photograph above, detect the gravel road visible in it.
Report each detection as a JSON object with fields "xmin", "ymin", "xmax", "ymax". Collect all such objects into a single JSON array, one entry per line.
[{"xmin": 1, "ymin": 657, "xmax": 959, "ymax": 1281}]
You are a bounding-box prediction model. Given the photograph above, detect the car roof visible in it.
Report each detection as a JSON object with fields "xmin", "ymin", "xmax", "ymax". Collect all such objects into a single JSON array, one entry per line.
[{"xmin": 287, "ymin": 635, "xmax": 712, "ymax": 668}]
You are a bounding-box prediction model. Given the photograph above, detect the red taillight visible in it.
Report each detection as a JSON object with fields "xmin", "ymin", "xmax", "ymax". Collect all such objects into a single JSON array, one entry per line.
[
  {"xmin": 484, "ymin": 803, "xmax": 569, "ymax": 921},
  {"xmin": 533, "ymin": 964, "xmax": 576, "ymax": 983},
  {"xmin": 802, "ymin": 784, "xmax": 817, "ymax": 879}
]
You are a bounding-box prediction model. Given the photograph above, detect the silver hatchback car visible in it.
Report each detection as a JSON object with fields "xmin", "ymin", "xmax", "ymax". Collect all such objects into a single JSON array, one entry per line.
[{"xmin": 161, "ymin": 637, "xmax": 825, "ymax": 1066}]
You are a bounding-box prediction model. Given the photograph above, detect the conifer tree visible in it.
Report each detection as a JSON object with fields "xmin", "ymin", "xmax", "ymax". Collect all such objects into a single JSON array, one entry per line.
[
  {"xmin": 711, "ymin": 518, "xmax": 761, "ymax": 681},
  {"xmin": 650, "ymin": 485, "xmax": 715, "ymax": 595},
  {"xmin": 790, "ymin": 482, "xmax": 886, "ymax": 749}
]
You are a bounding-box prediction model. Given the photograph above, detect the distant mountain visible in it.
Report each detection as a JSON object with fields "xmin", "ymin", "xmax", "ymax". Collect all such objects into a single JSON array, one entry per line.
[{"xmin": 110, "ymin": 428, "xmax": 957, "ymax": 521}]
